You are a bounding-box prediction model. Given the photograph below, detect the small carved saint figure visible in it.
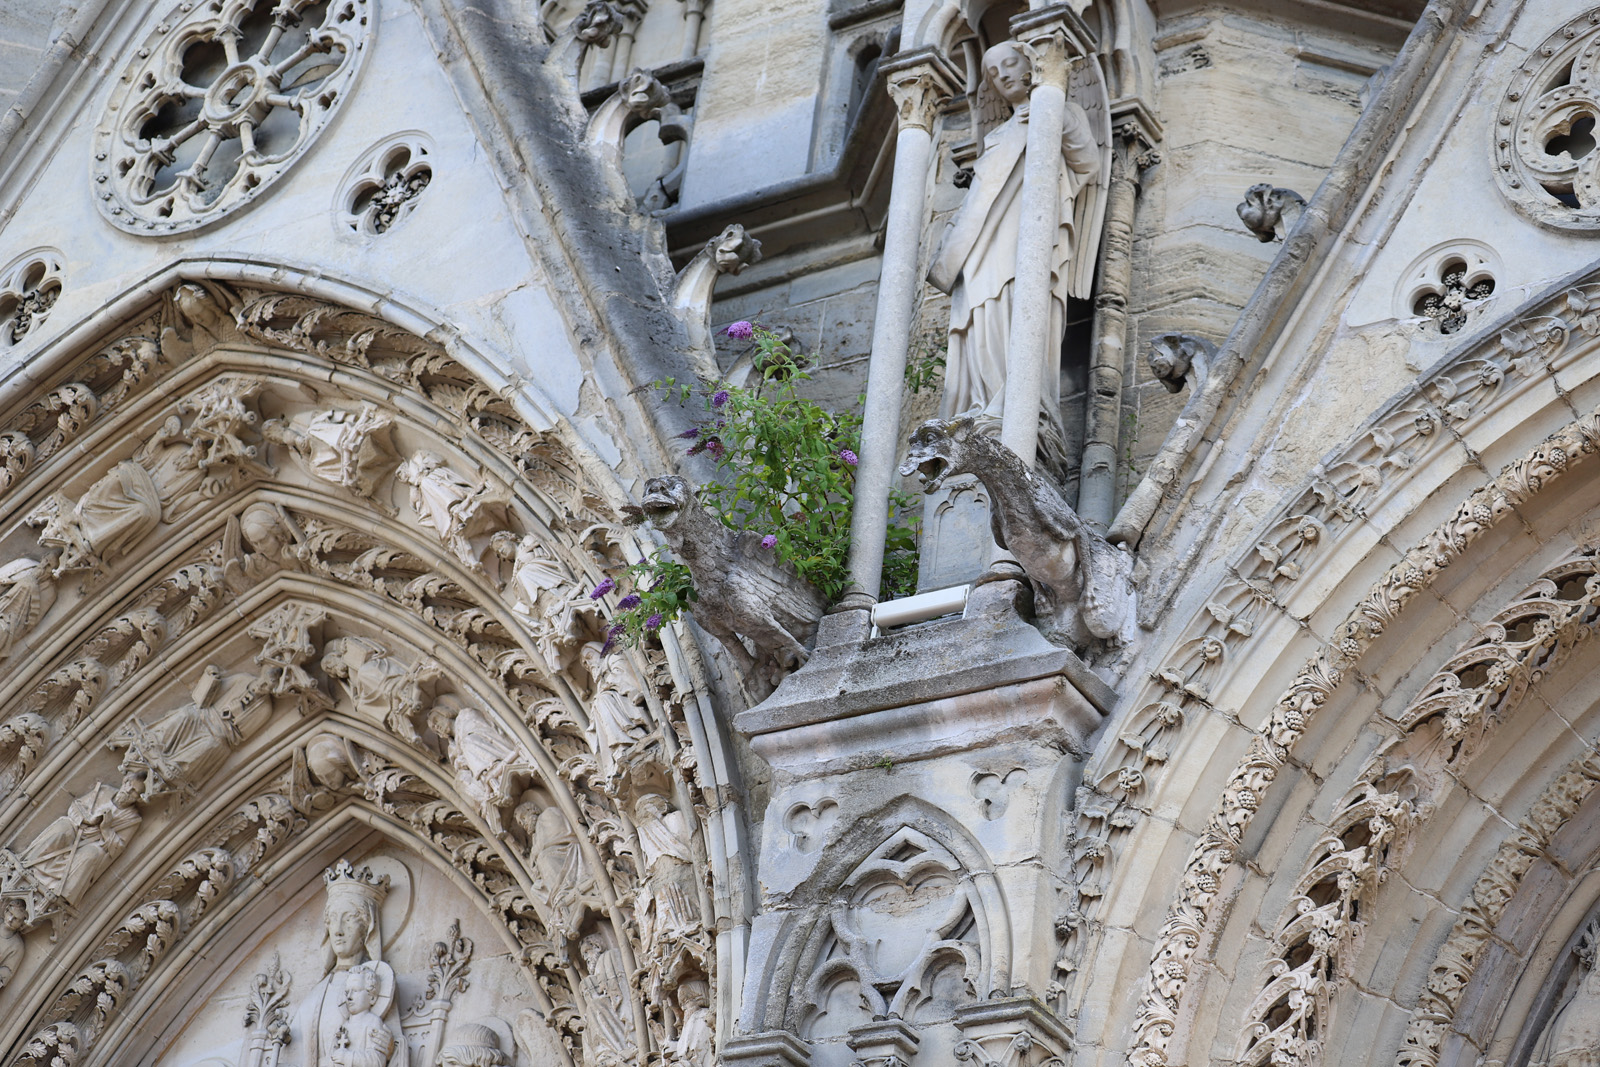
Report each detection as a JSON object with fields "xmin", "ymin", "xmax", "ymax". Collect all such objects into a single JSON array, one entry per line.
[
  {"xmin": 664, "ymin": 977, "xmax": 714, "ymax": 1066},
  {"xmin": 492, "ymin": 532, "xmax": 589, "ymax": 673},
  {"xmin": 30, "ymin": 458, "xmax": 163, "ymax": 579},
  {"xmin": 1533, "ymin": 922, "xmax": 1600, "ymax": 1067},
  {"xmin": 224, "ymin": 502, "xmax": 299, "ymax": 588},
  {"xmin": 634, "ymin": 792, "xmax": 701, "ymax": 946},
  {"xmin": 580, "ymin": 642, "xmax": 654, "ymax": 779},
  {"xmin": 438, "ymin": 1023, "xmax": 511, "ymax": 1067},
  {"xmin": 577, "ymin": 933, "xmax": 635, "ymax": 1066},
  {"xmin": 321, "ymin": 636, "xmax": 443, "ymax": 745},
  {"xmin": 395, "ymin": 451, "xmax": 507, "ymax": 570},
  {"xmin": 327, "ymin": 962, "xmax": 397, "ymax": 1067},
  {"xmin": 109, "ymin": 666, "xmax": 273, "ymax": 802},
  {"xmin": 0, "ymin": 554, "xmax": 57, "ymax": 660},
  {"xmin": 437, "ymin": 699, "xmax": 532, "ymax": 832},
  {"xmin": 0, "ymin": 898, "xmax": 27, "ymax": 991},
  {"xmin": 927, "ymin": 39, "xmax": 1105, "ymax": 467},
  {"xmin": 0, "ymin": 771, "xmax": 144, "ymax": 917},
  {"xmin": 262, "ymin": 404, "xmax": 397, "ymax": 500},
  {"xmin": 514, "ymin": 794, "xmax": 596, "ymax": 941}
]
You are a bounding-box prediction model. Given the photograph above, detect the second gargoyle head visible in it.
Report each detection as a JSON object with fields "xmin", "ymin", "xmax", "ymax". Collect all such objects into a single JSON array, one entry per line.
[
  {"xmin": 899, "ymin": 415, "xmax": 984, "ymax": 495},
  {"xmin": 621, "ymin": 475, "xmax": 696, "ymax": 531}
]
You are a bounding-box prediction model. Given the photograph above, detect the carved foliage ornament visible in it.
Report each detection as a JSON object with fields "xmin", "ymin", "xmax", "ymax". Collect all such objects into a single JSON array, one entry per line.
[
  {"xmin": 1125, "ymin": 408, "xmax": 1600, "ymax": 1067},
  {"xmin": 1494, "ymin": 10, "xmax": 1600, "ymax": 228},
  {"xmin": 91, "ymin": 0, "xmax": 372, "ymax": 234}
]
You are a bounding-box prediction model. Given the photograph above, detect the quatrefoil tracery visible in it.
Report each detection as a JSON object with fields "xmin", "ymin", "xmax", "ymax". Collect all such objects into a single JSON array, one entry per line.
[
  {"xmin": 1495, "ymin": 11, "xmax": 1600, "ymax": 229},
  {"xmin": 92, "ymin": 0, "xmax": 372, "ymax": 235}
]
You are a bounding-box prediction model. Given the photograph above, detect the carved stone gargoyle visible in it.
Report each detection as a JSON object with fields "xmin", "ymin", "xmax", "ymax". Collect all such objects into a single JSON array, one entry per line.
[
  {"xmin": 900, "ymin": 417, "xmax": 1139, "ymax": 662},
  {"xmin": 622, "ymin": 475, "xmax": 826, "ymax": 699}
]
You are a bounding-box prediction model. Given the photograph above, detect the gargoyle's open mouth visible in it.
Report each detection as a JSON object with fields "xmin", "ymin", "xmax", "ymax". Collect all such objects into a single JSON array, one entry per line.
[
  {"xmin": 641, "ymin": 492, "xmax": 682, "ymax": 525},
  {"xmin": 899, "ymin": 454, "xmax": 950, "ymax": 494}
]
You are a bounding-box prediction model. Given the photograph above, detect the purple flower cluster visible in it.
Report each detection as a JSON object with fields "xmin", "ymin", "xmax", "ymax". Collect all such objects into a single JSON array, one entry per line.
[
  {"xmin": 678, "ymin": 427, "xmax": 699, "ymax": 440},
  {"xmin": 600, "ymin": 622, "xmax": 626, "ymax": 655},
  {"xmin": 618, "ymin": 593, "xmax": 642, "ymax": 610},
  {"xmin": 712, "ymin": 389, "xmax": 730, "ymax": 408},
  {"xmin": 688, "ymin": 434, "xmax": 725, "ymax": 458},
  {"xmin": 760, "ymin": 533, "xmax": 777, "ymax": 549},
  {"xmin": 725, "ymin": 320, "xmax": 754, "ymax": 340},
  {"xmin": 590, "ymin": 577, "xmax": 616, "ymax": 599},
  {"xmin": 839, "ymin": 448, "xmax": 858, "ymax": 466},
  {"xmin": 646, "ymin": 612, "xmax": 664, "ymax": 631}
]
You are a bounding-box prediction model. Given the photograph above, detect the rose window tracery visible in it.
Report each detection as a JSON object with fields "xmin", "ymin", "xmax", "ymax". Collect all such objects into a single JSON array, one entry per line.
[
  {"xmin": 91, "ymin": 0, "xmax": 372, "ymax": 234},
  {"xmin": 1494, "ymin": 10, "xmax": 1600, "ymax": 228}
]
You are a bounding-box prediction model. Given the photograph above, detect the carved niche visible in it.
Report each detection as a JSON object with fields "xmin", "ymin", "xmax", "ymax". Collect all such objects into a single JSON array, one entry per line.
[
  {"xmin": 798, "ymin": 828, "xmax": 988, "ymax": 1042},
  {"xmin": 92, "ymin": 0, "xmax": 373, "ymax": 234}
]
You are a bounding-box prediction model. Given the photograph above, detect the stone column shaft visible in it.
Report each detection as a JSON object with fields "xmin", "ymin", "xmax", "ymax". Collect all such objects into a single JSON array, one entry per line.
[
  {"xmin": 1077, "ymin": 131, "xmax": 1140, "ymax": 531},
  {"xmin": 680, "ymin": 0, "xmax": 707, "ymax": 61},
  {"xmin": 999, "ymin": 31, "xmax": 1073, "ymax": 468},
  {"xmin": 843, "ymin": 52, "xmax": 959, "ymax": 606}
]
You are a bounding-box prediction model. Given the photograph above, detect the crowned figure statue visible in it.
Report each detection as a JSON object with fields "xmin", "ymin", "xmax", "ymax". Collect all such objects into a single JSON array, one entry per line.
[{"xmin": 284, "ymin": 860, "xmax": 404, "ymax": 1067}]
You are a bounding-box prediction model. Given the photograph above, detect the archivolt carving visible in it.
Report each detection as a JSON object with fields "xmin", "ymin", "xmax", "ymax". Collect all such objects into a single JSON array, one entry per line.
[
  {"xmin": 1058, "ymin": 274, "xmax": 1600, "ymax": 1020},
  {"xmin": 0, "ymin": 281, "xmax": 723, "ymax": 1067},
  {"xmin": 1128, "ymin": 405, "xmax": 1600, "ymax": 1067},
  {"xmin": 1396, "ymin": 753, "xmax": 1600, "ymax": 1067},
  {"xmin": 1237, "ymin": 546, "xmax": 1600, "ymax": 1067}
]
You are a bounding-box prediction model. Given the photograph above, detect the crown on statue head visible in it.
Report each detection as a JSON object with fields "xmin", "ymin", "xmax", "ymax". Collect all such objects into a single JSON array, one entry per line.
[{"xmin": 323, "ymin": 859, "xmax": 389, "ymax": 906}]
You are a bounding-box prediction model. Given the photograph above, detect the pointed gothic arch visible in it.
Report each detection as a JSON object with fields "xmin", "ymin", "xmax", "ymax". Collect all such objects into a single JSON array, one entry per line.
[
  {"xmin": 0, "ymin": 271, "xmax": 742, "ymax": 1067},
  {"xmin": 743, "ymin": 793, "xmax": 1010, "ymax": 1042}
]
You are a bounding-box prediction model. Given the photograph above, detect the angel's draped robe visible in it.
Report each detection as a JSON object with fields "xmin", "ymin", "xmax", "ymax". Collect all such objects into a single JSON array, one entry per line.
[{"xmin": 929, "ymin": 99, "xmax": 1101, "ymax": 420}]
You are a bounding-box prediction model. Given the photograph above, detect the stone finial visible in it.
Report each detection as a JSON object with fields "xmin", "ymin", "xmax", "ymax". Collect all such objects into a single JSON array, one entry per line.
[{"xmin": 1237, "ymin": 184, "xmax": 1306, "ymax": 242}]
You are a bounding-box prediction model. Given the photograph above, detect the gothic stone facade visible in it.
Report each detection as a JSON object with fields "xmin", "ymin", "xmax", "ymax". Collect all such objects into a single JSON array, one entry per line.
[{"xmin": 3, "ymin": 3, "xmax": 1600, "ymax": 1067}]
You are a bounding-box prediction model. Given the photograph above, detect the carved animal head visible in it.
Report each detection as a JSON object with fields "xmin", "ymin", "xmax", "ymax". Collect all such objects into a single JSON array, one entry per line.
[
  {"xmin": 899, "ymin": 417, "xmax": 982, "ymax": 494},
  {"xmin": 621, "ymin": 70, "xmax": 670, "ymax": 117},
  {"xmin": 710, "ymin": 224, "xmax": 762, "ymax": 275},
  {"xmin": 621, "ymin": 475, "xmax": 695, "ymax": 531}
]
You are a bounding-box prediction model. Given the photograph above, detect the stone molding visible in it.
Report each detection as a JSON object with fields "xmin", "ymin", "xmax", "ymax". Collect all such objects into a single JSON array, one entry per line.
[
  {"xmin": 1235, "ymin": 545, "xmax": 1600, "ymax": 1067},
  {"xmin": 1126, "ymin": 404, "xmax": 1600, "ymax": 1067},
  {"xmin": 1064, "ymin": 268, "xmax": 1600, "ymax": 1022},
  {"xmin": 1394, "ymin": 752, "xmax": 1600, "ymax": 1067}
]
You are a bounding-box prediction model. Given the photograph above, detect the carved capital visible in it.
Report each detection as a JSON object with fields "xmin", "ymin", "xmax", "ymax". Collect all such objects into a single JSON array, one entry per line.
[
  {"xmin": 848, "ymin": 1018, "xmax": 921, "ymax": 1066},
  {"xmin": 880, "ymin": 49, "xmax": 961, "ymax": 133},
  {"xmin": 1010, "ymin": 5, "xmax": 1095, "ymax": 92},
  {"xmin": 953, "ymin": 997, "xmax": 1073, "ymax": 1066}
]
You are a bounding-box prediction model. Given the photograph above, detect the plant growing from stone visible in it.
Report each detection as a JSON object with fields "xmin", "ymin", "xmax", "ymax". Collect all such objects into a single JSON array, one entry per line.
[{"xmin": 598, "ymin": 323, "xmax": 920, "ymax": 651}]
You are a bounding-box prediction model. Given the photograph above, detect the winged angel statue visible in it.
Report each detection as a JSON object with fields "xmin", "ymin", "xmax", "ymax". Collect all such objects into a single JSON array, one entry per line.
[{"xmin": 928, "ymin": 37, "xmax": 1111, "ymax": 476}]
